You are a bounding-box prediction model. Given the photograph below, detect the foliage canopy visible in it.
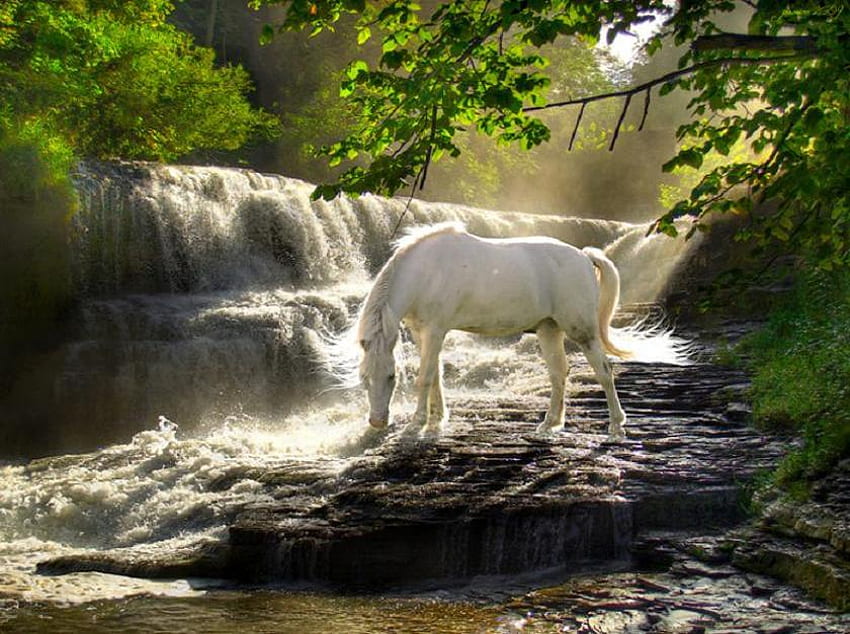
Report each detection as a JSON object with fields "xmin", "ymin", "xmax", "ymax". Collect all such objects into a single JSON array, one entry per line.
[
  {"xmin": 0, "ymin": 0, "xmax": 277, "ymax": 162},
  {"xmin": 254, "ymin": 0, "xmax": 850, "ymax": 268}
]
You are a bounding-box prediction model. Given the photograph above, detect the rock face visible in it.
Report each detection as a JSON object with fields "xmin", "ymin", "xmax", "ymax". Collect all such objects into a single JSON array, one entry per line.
[
  {"xmin": 730, "ymin": 459, "xmax": 850, "ymax": 610},
  {"xmin": 223, "ymin": 354, "xmax": 786, "ymax": 587}
]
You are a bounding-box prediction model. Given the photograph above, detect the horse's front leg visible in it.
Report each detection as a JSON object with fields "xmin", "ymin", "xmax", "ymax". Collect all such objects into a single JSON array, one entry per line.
[{"xmin": 413, "ymin": 328, "xmax": 447, "ymax": 433}]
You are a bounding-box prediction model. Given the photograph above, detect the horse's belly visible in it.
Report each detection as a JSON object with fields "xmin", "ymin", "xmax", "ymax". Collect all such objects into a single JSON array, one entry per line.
[
  {"xmin": 450, "ymin": 296, "xmax": 550, "ymax": 335},
  {"xmin": 458, "ymin": 322, "xmax": 541, "ymax": 336}
]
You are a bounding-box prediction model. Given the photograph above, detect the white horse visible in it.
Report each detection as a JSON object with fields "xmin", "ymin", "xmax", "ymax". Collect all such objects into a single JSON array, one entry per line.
[{"xmin": 355, "ymin": 222, "xmax": 634, "ymax": 442}]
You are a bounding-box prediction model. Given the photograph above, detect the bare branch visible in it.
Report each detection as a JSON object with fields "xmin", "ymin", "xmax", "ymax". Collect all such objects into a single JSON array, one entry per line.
[
  {"xmin": 609, "ymin": 93, "xmax": 632, "ymax": 151},
  {"xmin": 523, "ymin": 54, "xmax": 819, "ymax": 114},
  {"xmin": 638, "ymin": 87, "xmax": 651, "ymax": 131},
  {"xmin": 419, "ymin": 104, "xmax": 439, "ymax": 191},
  {"xmin": 391, "ymin": 166, "xmax": 425, "ymax": 240},
  {"xmin": 568, "ymin": 102, "xmax": 586, "ymax": 151}
]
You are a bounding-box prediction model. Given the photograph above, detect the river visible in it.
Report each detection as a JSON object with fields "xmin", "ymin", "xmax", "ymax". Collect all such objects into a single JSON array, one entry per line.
[{"xmin": 2, "ymin": 163, "xmax": 847, "ymax": 632}]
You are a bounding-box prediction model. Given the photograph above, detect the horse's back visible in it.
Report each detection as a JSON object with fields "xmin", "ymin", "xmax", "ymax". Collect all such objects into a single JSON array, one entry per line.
[{"xmin": 393, "ymin": 228, "xmax": 600, "ymax": 337}]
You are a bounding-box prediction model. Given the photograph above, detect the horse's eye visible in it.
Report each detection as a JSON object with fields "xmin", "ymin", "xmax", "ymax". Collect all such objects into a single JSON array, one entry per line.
[{"xmin": 388, "ymin": 374, "xmax": 396, "ymax": 383}]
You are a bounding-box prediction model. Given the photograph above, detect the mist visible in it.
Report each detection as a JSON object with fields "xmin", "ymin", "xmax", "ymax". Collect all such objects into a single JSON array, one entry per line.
[{"xmin": 170, "ymin": 0, "xmax": 699, "ymax": 224}]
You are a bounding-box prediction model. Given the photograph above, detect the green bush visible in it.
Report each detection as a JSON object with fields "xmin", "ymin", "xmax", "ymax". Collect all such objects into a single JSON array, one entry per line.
[
  {"xmin": 742, "ymin": 268, "xmax": 850, "ymax": 495},
  {"xmin": 1, "ymin": 1, "xmax": 277, "ymax": 161}
]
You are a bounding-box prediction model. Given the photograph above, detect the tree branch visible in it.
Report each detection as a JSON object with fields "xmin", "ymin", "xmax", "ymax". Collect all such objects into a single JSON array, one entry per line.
[
  {"xmin": 638, "ymin": 87, "xmax": 651, "ymax": 131},
  {"xmin": 568, "ymin": 102, "xmax": 586, "ymax": 150},
  {"xmin": 419, "ymin": 103, "xmax": 438, "ymax": 191},
  {"xmin": 523, "ymin": 53, "xmax": 819, "ymax": 114},
  {"xmin": 609, "ymin": 93, "xmax": 631, "ymax": 151},
  {"xmin": 692, "ymin": 33, "xmax": 820, "ymax": 54}
]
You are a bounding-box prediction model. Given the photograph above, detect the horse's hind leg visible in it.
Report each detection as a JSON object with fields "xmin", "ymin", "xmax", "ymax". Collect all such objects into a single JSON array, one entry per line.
[
  {"xmin": 536, "ymin": 320, "xmax": 569, "ymax": 433},
  {"xmin": 579, "ymin": 337, "xmax": 627, "ymax": 441}
]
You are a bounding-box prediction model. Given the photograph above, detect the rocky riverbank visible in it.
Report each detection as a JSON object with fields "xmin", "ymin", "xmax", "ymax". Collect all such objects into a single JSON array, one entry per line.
[
  {"xmin": 729, "ymin": 459, "xmax": 850, "ymax": 611},
  {"xmin": 36, "ymin": 326, "xmax": 786, "ymax": 583},
  {"xmin": 16, "ymin": 320, "xmax": 847, "ymax": 632}
]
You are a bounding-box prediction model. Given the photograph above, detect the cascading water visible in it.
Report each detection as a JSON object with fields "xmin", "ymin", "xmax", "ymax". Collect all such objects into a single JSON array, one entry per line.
[
  {"xmin": 4, "ymin": 161, "xmax": 695, "ymax": 456},
  {"xmin": 0, "ymin": 161, "xmax": 700, "ymax": 608}
]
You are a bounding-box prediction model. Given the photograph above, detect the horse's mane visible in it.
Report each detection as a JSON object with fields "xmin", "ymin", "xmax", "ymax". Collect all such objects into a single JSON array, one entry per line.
[
  {"xmin": 391, "ymin": 220, "xmax": 465, "ymax": 252},
  {"xmin": 356, "ymin": 259, "xmax": 397, "ymax": 350},
  {"xmin": 356, "ymin": 222, "xmax": 466, "ymax": 376}
]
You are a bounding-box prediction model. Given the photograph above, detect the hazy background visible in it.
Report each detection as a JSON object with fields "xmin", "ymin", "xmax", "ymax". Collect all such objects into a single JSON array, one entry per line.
[{"xmin": 169, "ymin": 0, "xmax": 700, "ymax": 222}]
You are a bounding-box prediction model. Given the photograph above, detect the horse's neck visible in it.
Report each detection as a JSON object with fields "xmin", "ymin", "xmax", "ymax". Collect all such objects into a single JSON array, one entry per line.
[
  {"xmin": 373, "ymin": 304, "xmax": 400, "ymax": 352},
  {"xmin": 360, "ymin": 260, "xmax": 401, "ymax": 352}
]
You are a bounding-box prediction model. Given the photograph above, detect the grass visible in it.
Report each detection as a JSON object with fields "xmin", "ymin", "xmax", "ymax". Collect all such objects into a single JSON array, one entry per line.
[{"xmin": 738, "ymin": 267, "xmax": 850, "ymax": 498}]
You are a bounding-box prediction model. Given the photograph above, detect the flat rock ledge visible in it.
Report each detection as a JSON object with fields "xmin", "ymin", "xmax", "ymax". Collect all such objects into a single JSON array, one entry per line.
[
  {"xmin": 42, "ymin": 339, "xmax": 796, "ymax": 593},
  {"xmin": 729, "ymin": 458, "xmax": 850, "ymax": 610},
  {"xmin": 224, "ymin": 360, "xmax": 785, "ymax": 588}
]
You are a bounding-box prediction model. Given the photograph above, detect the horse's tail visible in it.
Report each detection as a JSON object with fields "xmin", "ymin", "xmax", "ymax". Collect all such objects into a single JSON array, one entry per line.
[{"xmin": 582, "ymin": 247, "xmax": 632, "ymax": 359}]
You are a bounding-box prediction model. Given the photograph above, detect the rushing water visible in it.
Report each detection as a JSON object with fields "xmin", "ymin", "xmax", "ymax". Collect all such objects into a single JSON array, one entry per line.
[
  {"xmin": 6, "ymin": 162, "xmax": 695, "ymax": 456},
  {"xmin": 0, "ymin": 162, "xmax": 726, "ymax": 630}
]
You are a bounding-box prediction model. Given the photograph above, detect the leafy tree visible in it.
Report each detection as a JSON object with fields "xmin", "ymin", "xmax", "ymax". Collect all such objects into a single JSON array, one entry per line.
[
  {"xmin": 653, "ymin": 1, "xmax": 850, "ymax": 271},
  {"xmin": 253, "ymin": 0, "xmax": 850, "ymax": 268},
  {"xmin": 252, "ymin": 0, "xmax": 661, "ymax": 199},
  {"xmin": 1, "ymin": 0, "xmax": 277, "ymax": 161}
]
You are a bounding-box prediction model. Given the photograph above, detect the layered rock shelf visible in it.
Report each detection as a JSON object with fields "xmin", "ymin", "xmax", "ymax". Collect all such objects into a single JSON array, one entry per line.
[
  {"xmin": 225, "ymin": 353, "xmax": 786, "ymax": 586},
  {"xmin": 41, "ymin": 327, "xmax": 798, "ymax": 592}
]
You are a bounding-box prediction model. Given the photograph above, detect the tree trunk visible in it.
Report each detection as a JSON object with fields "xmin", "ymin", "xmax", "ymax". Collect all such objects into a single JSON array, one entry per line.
[{"xmin": 205, "ymin": 0, "xmax": 219, "ymax": 48}]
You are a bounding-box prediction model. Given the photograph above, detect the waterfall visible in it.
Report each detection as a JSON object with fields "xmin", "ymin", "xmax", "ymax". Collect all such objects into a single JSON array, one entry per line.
[
  {"xmin": 0, "ymin": 161, "xmax": 708, "ymax": 605},
  {"xmin": 2, "ymin": 161, "xmax": 696, "ymax": 457},
  {"xmin": 70, "ymin": 162, "xmax": 643, "ymax": 295}
]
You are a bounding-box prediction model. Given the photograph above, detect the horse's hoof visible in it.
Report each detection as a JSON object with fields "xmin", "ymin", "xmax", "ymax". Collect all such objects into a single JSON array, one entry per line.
[
  {"xmin": 535, "ymin": 422, "xmax": 562, "ymax": 434},
  {"xmin": 421, "ymin": 424, "xmax": 441, "ymax": 438},
  {"xmin": 602, "ymin": 433, "xmax": 626, "ymax": 444}
]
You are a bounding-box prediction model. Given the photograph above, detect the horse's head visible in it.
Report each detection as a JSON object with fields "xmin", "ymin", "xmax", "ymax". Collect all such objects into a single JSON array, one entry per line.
[{"xmin": 359, "ymin": 337, "xmax": 396, "ymax": 429}]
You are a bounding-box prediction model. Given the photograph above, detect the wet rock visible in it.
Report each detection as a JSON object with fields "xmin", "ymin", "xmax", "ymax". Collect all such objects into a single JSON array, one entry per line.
[
  {"xmin": 722, "ymin": 458, "xmax": 850, "ymax": 609},
  {"xmin": 731, "ymin": 526, "xmax": 850, "ymax": 611},
  {"xmin": 37, "ymin": 540, "xmax": 230, "ymax": 580},
  {"xmin": 499, "ymin": 556, "xmax": 850, "ymax": 633},
  {"xmin": 221, "ymin": 354, "xmax": 789, "ymax": 588},
  {"xmin": 38, "ymin": 329, "xmax": 814, "ymax": 600}
]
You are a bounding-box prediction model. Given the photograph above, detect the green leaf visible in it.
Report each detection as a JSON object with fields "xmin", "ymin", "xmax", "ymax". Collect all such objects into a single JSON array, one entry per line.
[
  {"xmin": 344, "ymin": 59, "xmax": 369, "ymax": 80},
  {"xmin": 381, "ymin": 50, "xmax": 406, "ymax": 70},
  {"xmin": 260, "ymin": 24, "xmax": 275, "ymax": 46},
  {"xmin": 356, "ymin": 26, "xmax": 371, "ymax": 45},
  {"xmin": 679, "ymin": 148, "xmax": 704, "ymax": 169}
]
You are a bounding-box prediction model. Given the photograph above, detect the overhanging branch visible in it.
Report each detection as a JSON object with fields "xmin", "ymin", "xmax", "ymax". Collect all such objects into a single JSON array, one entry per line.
[
  {"xmin": 525, "ymin": 51, "xmax": 819, "ymax": 152},
  {"xmin": 692, "ymin": 33, "xmax": 820, "ymax": 54},
  {"xmin": 523, "ymin": 53, "xmax": 818, "ymax": 115}
]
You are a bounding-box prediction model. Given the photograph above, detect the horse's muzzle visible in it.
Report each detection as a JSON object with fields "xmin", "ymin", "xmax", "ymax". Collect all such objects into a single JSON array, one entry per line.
[{"xmin": 368, "ymin": 418, "xmax": 388, "ymax": 430}]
